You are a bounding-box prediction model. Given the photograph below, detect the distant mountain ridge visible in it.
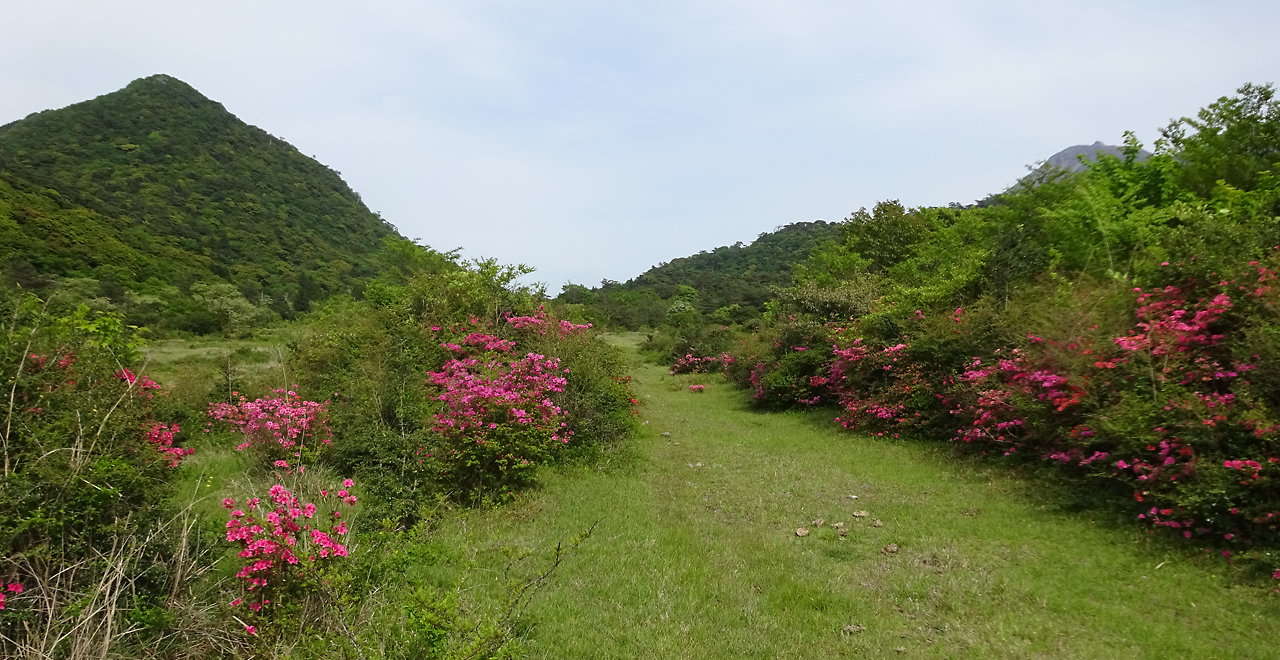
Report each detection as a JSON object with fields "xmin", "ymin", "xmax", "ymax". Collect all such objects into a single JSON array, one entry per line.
[
  {"xmin": 557, "ymin": 220, "xmax": 841, "ymax": 328},
  {"xmin": 0, "ymin": 74, "xmax": 402, "ymax": 330},
  {"xmin": 1043, "ymin": 141, "xmax": 1151, "ymax": 172}
]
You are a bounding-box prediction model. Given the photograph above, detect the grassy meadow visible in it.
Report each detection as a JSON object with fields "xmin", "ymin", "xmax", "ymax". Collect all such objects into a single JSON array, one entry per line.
[{"xmin": 425, "ymin": 334, "xmax": 1280, "ymax": 659}]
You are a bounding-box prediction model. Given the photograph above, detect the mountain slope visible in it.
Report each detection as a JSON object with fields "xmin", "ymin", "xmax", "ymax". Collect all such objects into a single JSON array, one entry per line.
[
  {"xmin": 1043, "ymin": 141, "xmax": 1151, "ymax": 172},
  {"xmin": 0, "ymin": 74, "xmax": 398, "ymax": 326},
  {"xmin": 558, "ymin": 221, "xmax": 840, "ymax": 328}
]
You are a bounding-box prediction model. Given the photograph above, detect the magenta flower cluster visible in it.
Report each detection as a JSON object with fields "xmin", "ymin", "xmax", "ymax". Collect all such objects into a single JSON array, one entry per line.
[
  {"xmin": 428, "ymin": 352, "xmax": 569, "ymax": 439},
  {"xmin": 145, "ymin": 422, "xmax": 193, "ymax": 467},
  {"xmin": 206, "ymin": 389, "xmax": 333, "ymax": 453},
  {"xmin": 221, "ymin": 478, "xmax": 357, "ymax": 612},
  {"xmin": 0, "ymin": 582, "xmax": 23, "ymax": 610},
  {"xmin": 505, "ymin": 308, "xmax": 592, "ymax": 336}
]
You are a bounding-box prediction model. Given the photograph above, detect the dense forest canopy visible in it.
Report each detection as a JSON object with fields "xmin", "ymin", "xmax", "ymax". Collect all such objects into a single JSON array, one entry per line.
[
  {"xmin": 558, "ymin": 220, "xmax": 839, "ymax": 328},
  {"xmin": 0, "ymin": 74, "xmax": 400, "ymax": 333}
]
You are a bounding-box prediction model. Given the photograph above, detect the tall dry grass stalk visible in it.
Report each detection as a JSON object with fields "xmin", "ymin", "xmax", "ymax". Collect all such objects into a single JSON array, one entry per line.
[{"xmin": 1, "ymin": 504, "xmax": 248, "ymax": 660}]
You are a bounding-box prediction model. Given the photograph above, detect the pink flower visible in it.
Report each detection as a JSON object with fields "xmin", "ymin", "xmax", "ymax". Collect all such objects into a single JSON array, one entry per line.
[
  {"xmin": 343, "ymin": 478, "xmax": 354, "ymax": 488},
  {"xmin": 6, "ymin": 583, "xmax": 21, "ymax": 594},
  {"xmin": 245, "ymin": 625, "xmax": 257, "ymax": 635}
]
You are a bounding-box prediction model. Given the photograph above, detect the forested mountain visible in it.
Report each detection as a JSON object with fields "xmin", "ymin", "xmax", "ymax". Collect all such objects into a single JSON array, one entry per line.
[
  {"xmin": 559, "ymin": 220, "xmax": 839, "ymax": 327},
  {"xmin": 627, "ymin": 220, "xmax": 839, "ymax": 297},
  {"xmin": 0, "ymin": 74, "xmax": 399, "ymax": 332}
]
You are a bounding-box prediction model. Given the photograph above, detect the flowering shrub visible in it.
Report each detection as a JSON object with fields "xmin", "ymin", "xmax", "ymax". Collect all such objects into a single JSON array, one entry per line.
[
  {"xmin": 688, "ymin": 384, "xmax": 706, "ymax": 393},
  {"xmin": 221, "ymin": 478, "xmax": 358, "ymax": 628},
  {"xmin": 206, "ymin": 389, "xmax": 333, "ymax": 460},
  {"xmin": 293, "ymin": 272, "xmax": 636, "ymax": 514},
  {"xmin": 428, "ymin": 337, "xmax": 571, "ymax": 496},
  {"xmin": 670, "ymin": 353, "xmax": 733, "ymax": 375}
]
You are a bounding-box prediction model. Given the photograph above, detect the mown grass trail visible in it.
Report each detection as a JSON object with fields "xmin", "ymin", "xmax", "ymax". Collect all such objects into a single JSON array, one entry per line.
[{"xmin": 437, "ymin": 337, "xmax": 1280, "ymax": 659}]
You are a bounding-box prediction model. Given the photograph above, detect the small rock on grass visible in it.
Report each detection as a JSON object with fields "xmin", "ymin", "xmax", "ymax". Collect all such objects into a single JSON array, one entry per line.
[
  {"xmin": 812, "ymin": 518, "xmax": 825, "ymax": 527},
  {"xmin": 838, "ymin": 528, "xmax": 849, "ymax": 537},
  {"xmin": 852, "ymin": 510, "xmax": 869, "ymax": 517},
  {"xmin": 882, "ymin": 543, "xmax": 899, "ymax": 555},
  {"xmin": 832, "ymin": 521, "xmax": 845, "ymax": 528},
  {"xmin": 873, "ymin": 519, "xmax": 883, "ymax": 527},
  {"xmin": 841, "ymin": 624, "xmax": 866, "ymax": 634},
  {"xmin": 796, "ymin": 527, "xmax": 810, "ymax": 537},
  {"xmin": 662, "ymin": 432, "xmax": 670, "ymax": 437}
]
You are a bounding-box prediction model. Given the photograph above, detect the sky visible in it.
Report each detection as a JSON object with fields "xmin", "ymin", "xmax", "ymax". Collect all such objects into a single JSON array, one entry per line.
[{"xmin": 4, "ymin": 1, "xmax": 1279, "ymax": 292}]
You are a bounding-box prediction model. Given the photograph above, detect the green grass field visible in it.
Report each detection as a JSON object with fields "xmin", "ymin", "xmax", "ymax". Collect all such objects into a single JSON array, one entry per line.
[{"xmin": 429, "ymin": 336, "xmax": 1280, "ymax": 659}]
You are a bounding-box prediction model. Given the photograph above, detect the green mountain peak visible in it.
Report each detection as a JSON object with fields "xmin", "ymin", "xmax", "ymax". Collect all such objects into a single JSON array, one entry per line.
[{"xmin": 0, "ymin": 75, "xmax": 401, "ymax": 332}]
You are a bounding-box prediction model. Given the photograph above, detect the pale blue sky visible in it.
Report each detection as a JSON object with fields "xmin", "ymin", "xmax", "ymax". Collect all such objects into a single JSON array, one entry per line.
[{"xmin": 5, "ymin": 1, "xmax": 1279, "ymax": 291}]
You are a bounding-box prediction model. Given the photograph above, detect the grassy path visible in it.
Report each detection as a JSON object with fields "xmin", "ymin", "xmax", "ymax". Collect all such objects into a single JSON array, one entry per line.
[{"xmin": 442, "ymin": 338, "xmax": 1280, "ymax": 658}]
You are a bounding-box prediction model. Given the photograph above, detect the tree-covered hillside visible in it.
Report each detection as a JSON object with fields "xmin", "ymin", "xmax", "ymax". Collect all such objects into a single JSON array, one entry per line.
[
  {"xmin": 0, "ymin": 74, "xmax": 398, "ymax": 332},
  {"xmin": 559, "ymin": 220, "xmax": 839, "ymax": 327}
]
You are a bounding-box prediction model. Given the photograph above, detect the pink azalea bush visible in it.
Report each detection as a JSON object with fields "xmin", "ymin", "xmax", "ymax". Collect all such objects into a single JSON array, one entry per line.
[
  {"xmin": 221, "ymin": 478, "xmax": 358, "ymax": 616},
  {"xmin": 429, "ymin": 330, "xmax": 571, "ymax": 495},
  {"xmin": 206, "ymin": 389, "xmax": 333, "ymax": 459},
  {"xmin": 670, "ymin": 352, "xmax": 733, "ymax": 376}
]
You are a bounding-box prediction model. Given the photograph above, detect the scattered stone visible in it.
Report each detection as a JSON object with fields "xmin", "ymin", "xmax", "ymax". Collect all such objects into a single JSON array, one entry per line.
[
  {"xmin": 661, "ymin": 432, "xmax": 670, "ymax": 437},
  {"xmin": 963, "ymin": 507, "xmax": 982, "ymax": 517},
  {"xmin": 839, "ymin": 528, "xmax": 850, "ymax": 538},
  {"xmin": 812, "ymin": 518, "xmax": 825, "ymax": 527},
  {"xmin": 687, "ymin": 463, "xmax": 693, "ymax": 467},
  {"xmin": 852, "ymin": 510, "xmax": 869, "ymax": 518},
  {"xmin": 832, "ymin": 522, "xmax": 845, "ymax": 528},
  {"xmin": 882, "ymin": 543, "xmax": 899, "ymax": 555},
  {"xmin": 841, "ymin": 624, "xmax": 866, "ymax": 634},
  {"xmin": 796, "ymin": 527, "xmax": 810, "ymax": 537},
  {"xmin": 673, "ymin": 442, "xmax": 680, "ymax": 445},
  {"xmin": 895, "ymin": 647, "xmax": 906, "ymax": 653},
  {"xmin": 695, "ymin": 462, "xmax": 702, "ymax": 467},
  {"xmin": 849, "ymin": 495, "xmax": 859, "ymax": 500},
  {"xmin": 873, "ymin": 519, "xmax": 883, "ymax": 527}
]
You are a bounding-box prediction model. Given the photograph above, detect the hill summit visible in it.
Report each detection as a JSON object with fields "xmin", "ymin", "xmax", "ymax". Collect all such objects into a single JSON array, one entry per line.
[
  {"xmin": 1043, "ymin": 141, "xmax": 1151, "ymax": 172},
  {"xmin": 0, "ymin": 74, "xmax": 399, "ymax": 331}
]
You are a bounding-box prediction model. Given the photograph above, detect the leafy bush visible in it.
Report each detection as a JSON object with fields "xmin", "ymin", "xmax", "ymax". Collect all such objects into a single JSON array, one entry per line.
[
  {"xmin": 0, "ymin": 291, "xmax": 197, "ymax": 654},
  {"xmin": 291, "ymin": 247, "xmax": 636, "ymax": 514}
]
